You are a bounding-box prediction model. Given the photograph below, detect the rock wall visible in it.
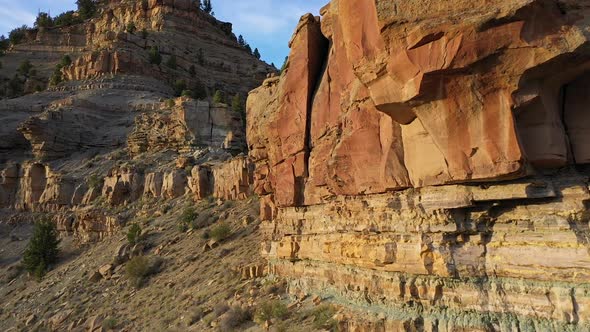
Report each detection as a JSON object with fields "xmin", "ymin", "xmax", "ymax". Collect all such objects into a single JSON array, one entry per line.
[{"xmin": 247, "ymin": 0, "xmax": 590, "ymax": 329}]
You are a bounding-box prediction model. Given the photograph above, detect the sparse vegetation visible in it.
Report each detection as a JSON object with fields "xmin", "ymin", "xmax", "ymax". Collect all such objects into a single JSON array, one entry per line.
[
  {"xmin": 0, "ymin": 35, "xmax": 9, "ymax": 55},
  {"xmin": 125, "ymin": 255, "xmax": 161, "ymax": 288},
  {"xmin": 254, "ymin": 300, "xmax": 289, "ymax": 323},
  {"xmin": 22, "ymin": 218, "xmax": 60, "ymax": 281},
  {"xmin": 209, "ymin": 223, "xmax": 231, "ymax": 242},
  {"xmin": 189, "ymin": 64, "xmax": 196, "ymax": 77},
  {"xmin": 165, "ymin": 99, "xmax": 175, "ymax": 108},
  {"xmin": 180, "ymin": 206, "xmax": 198, "ymax": 230},
  {"xmin": 127, "ymin": 223, "xmax": 142, "ymax": 245},
  {"xmin": 219, "ymin": 306, "xmax": 251, "ymax": 330},
  {"xmin": 102, "ymin": 317, "xmax": 117, "ymax": 330},
  {"xmin": 309, "ymin": 304, "xmax": 338, "ymax": 330},
  {"xmin": 87, "ymin": 174, "xmax": 103, "ymax": 189},
  {"xmin": 141, "ymin": 28, "xmax": 148, "ymax": 39}
]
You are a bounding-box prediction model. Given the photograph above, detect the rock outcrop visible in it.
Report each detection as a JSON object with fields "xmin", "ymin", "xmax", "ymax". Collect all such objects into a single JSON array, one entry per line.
[{"xmin": 248, "ymin": 0, "xmax": 590, "ymax": 329}]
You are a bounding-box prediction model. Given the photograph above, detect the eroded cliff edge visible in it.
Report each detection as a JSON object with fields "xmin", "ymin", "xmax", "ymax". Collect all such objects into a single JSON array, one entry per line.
[{"xmin": 247, "ymin": 1, "xmax": 590, "ymax": 330}]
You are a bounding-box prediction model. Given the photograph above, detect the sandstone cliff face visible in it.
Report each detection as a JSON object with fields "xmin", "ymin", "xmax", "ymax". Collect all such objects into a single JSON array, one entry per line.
[{"xmin": 248, "ymin": 1, "xmax": 590, "ymax": 329}]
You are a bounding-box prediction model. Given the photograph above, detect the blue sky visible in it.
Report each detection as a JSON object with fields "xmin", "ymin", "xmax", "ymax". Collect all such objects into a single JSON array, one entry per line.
[{"xmin": 0, "ymin": 0, "xmax": 327, "ymax": 66}]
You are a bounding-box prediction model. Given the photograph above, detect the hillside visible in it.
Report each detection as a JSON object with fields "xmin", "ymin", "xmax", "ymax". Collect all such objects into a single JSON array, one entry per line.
[{"xmin": 3, "ymin": 0, "xmax": 590, "ymax": 331}]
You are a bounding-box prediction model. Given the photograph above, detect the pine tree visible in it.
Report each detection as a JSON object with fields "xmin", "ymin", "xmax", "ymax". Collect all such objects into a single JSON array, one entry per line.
[
  {"xmin": 189, "ymin": 65, "xmax": 196, "ymax": 77},
  {"xmin": 148, "ymin": 46, "xmax": 162, "ymax": 65},
  {"xmin": 231, "ymin": 93, "xmax": 243, "ymax": 113},
  {"xmin": 23, "ymin": 218, "xmax": 60, "ymax": 280},
  {"xmin": 213, "ymin": 90, "xmax": 224, "ymax": 103},
  {"xmin": 280, "ymin": 56, "xmax": 288, "ymax": 73},
  {"xmin": 201, "ymin": 0, "xmax": 212, "ymax": 14},
  {"xmin": 238, "ymin": 35, "xmax": 245, "ymax": 47},
  {"xmin": 35, "ymin": 12, "xmax": 54, "ymax": 28},
  {"xmin": 76, "ymin": 0, "xmax": 97, "ymax": 20},
  {"xmin": 197, "ymin": 48, "xmax": 205, "ymax": 66},
  {"xmin": 253, "ymin": 48, "xmax": 261, "ymax": 60}
]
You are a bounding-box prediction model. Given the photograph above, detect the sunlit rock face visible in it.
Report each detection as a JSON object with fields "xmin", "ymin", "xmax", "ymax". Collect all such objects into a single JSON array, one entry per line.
[{"xmin": 247, "ymin": 0, "xmax": 590, "ymax": 329}]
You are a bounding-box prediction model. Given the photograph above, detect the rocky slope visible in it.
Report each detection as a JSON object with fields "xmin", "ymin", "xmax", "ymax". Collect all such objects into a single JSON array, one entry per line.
[{"xmin": 247, "ymin": 0, "xmax": 590, "ymax": 330}]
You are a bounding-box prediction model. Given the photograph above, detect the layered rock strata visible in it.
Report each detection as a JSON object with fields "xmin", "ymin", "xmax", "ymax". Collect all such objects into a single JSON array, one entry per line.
[{"xmin": 247, "ymin": 0, "xmax": 590, "ymax": 329}]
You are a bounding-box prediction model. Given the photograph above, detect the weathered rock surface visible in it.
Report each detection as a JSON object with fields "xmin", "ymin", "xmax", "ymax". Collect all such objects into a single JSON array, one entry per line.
[{"xmin": 248, "ymin": 0, "xmax": 590, "ymax": 329}]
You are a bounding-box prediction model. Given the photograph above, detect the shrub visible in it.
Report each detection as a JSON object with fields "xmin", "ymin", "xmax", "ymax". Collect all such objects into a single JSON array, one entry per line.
[
  {"xmin": 166, "ymin": 54, "xmax": 177, "ymax": 69},
  {"xmin": 209, "ymin": 223, "xmax": 231, "ymax": 242},
  {"xmin": 181, "ymin": 89, "xmax": 193, "ymax": 98},
  {"xmin": 22, "ymin": 218, "xmax": 60, "ymax": 280},
  {"xmin": 0, "ymin": 35, "xmax": 9, "ymax": 54},
  {"xmin": 125, "ymin": 255, "xmax": 161, "ymax": 288},
  {"xmin": 17, "ymin": 60, "xmax": 33, "ymax": 77},
  {"xmin": 126, "ymin": 22, "xmax": 136, "ymax": 34},
  {"xmin": 102, "ymin": 317, "xmax": 117, "ymax": 330},
  {"xmin": 141, "ymin": 28, "xmax": 148, "ymax": 39},
  {"xmin": 213, "ymin": 303, "xmax": 230, "ymax": 317},
  {"xmin": 188, "ymin": 64, "xmax": 196, "ymax": 77},
  {"xmin": 148, "ymin": 46, "xmax": 162, "ymax": 65},
  {"xmin": 9, "ymin": 26, "xmax": 28, "ymax": 45},
  {"xmin": 60, "ymin": 55, "xmax": 72, "ymax": 67},
  {"xmin": 254, "ymin": 300, "xmax": 288, "ymax": 323},
  {"xmin": 127, "ymin": 223, "xmax": 142, "ymax": 245},
  {"xmin": 212, "ymin": 90, "xmax": 224, "ymax": 103},
  {"xmin": 180, "ymin": 207, "xmax": 198, "ymax": 225},
  {"xmin": 165, "ymin": 99, "xmax": 175, "ymax": 108},
  {"xmin": 173, "ymin": 79, "xmax": 187, "ymax": 96},
  {"xmin": 192, "ymin": 81, "xmax": 207, "ymax": 100},
  {"xmin": 8, "ymin": 74, "xmax": 24, "ymax": 96},
  {"xmin": 310, "ymin": 305, "xmax": 338, "ymax": 330},
  {"xmin": 87, "ymin": 174, "xmax": 103, "ymax": 189},
  {"xmin": 54, "ymin": 11, "xmax": 83, "ymax": 27},
  {"xmin": 219, "ymin": 306, "xmax": 251, "ymax": 330}
]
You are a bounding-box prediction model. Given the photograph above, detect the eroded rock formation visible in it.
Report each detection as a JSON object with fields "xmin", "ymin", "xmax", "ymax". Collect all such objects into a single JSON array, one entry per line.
[{"xmin": 248, "ymin": 0, "xmax": 590, "ymax": 329}]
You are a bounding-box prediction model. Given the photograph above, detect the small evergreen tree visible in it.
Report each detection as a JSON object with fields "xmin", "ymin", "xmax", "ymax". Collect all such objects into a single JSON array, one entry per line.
[
  {"xmin": 35, "ymin": 12, "xmax": 54, "ymax": 28},
  {"xmin": 148, "ymin": 46, "xmax": 162, "ymax": 65},
  {"xmin": 213, "ymin": 90, "xmax": 224, "ymax": 103},
  {"xmin": 0, "ymin": 35, "xmax": 8, "ymax": 54},
  {"xmin": 127, "ymin": 223, "xmax": 142, "ymax": 245},
  {"xmin": 77, "ymin": 0, "xmax": 98, "ymax": 20},
  {"xmin": 181, "ymin": 89, "xmax": 193, "ymax": 98},
  {"xmin": 23, "ymin": 218, "xmax": 60, "ymax": 280},
  {"xmin": 166, "ymin": 54, "xmax": 177, "ymax": 69},
  {"xmin": 54, "ymin": 11, "xmax": 83, "ymax": 27},
  {"xmin": 237, "ymin": 35, "xmax": 245, "ymax": 47},
  {"xmin": 141, "ymin": 28, "xmax": 148, "ymax": 39},
  {"xmin": 189, "ymin": 65, "xmax": 196, "ymax": 77},
  {"xmin": 201, "ymin": 0, "xmax": 213, "ymax": 14},
  {"xmin": 17, "ymin": 60, "xmax": 33, "ymax": 77},
  {"xmin": 231, "ymin": 93, "xmax": 243, "ymax": 113},
  {"xmin": 126, "ymin": 22, "xmax": 136, "ymax": 34},
  {"xmin": 9, "ymin": 25, "xmax": 28, "ymax": 45},
  {"xmin": 245, "ymin": 44, "xmax": 252, "ymax": 54},
  {"xmin": 173, "ymin": 79, "xmax": 187, "ymax": 96},
  {"xmin": 60, "ymin": 55, "xmax": 72, "ymax": 67},
  {"xmin": 253, "ymin": 48, "xmax": 261, "ymax": 60},
  {"xmin": 280, "ymin": 56, "xmax": 288, "ymax": 73},
  {"xmin": 192, "ymin": 81, "xmax": 207, "ymax": 100}
]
